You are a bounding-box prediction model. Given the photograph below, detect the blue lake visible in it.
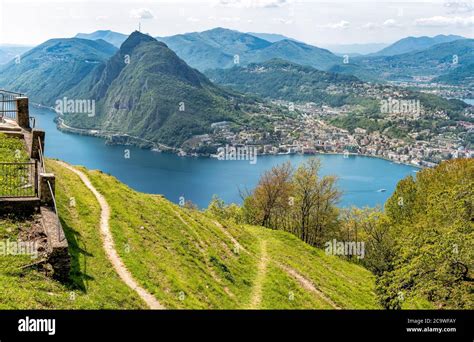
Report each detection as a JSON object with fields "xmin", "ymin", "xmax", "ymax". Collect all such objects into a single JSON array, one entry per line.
[
  {"xmin": 33, "ymin": 107, "xmax": 418, "ymax": 208},
  {"xmin": 462, "ymin": 99, "xmax": 474, "ymax": 105}
]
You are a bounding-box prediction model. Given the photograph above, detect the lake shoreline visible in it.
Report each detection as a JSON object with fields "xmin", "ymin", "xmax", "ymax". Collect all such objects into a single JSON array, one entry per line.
[
  {"xmin": 32, "ymin": 105, "xmax": 419, "ymax": 209},
  {"xmin": 52, "ymin": 111, "xmax": 424, "ymax": 170}
]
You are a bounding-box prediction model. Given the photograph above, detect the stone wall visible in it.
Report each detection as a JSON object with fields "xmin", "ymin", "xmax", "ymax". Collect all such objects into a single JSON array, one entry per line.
[
  {"xmin": 0, "ymin": 198, "xmax": 40, "ymax": 216},
  {"xmin": 0, "ymin": 96, "xmax": 71, "ymax": 281},
  {"xmin": 40, "ymin": 207, "xmax": 70, "ymax": 281}
]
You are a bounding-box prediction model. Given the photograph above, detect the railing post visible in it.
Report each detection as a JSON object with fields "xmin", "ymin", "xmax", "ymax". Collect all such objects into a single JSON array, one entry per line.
[
  {"xmin": 31, "ymin": 129, "xmax": 45, "ymax": 160},
  {"xmin": 16, "ymin": 97, "xmax": 30, "ymax": 129},
  {"xmin": 39, "ymin": 173, "xmax": 55, "ymax": 206},
  {"xmin": 34, "ymin": 160, "xmax": 39, "ymax": 196}
]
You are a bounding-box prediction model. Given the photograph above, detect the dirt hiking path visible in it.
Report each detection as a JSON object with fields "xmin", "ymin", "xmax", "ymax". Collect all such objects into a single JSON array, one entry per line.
[{"xmin": 57, "ymin": 161, "xmax": 164, "ymax": 310}]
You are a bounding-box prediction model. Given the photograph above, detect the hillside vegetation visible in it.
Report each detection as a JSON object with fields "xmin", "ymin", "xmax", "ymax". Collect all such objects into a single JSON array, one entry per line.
[
  {"xmin": 3, "ymin": 158, "xmax": 465, "ymax": 309},
  {"xmin": 0, "ymin": 159, "xmax": 145, "ymax": 309},
  {"xmin": 64, "ymin": 31, "xmax": 248, "ymax": 148},
  {"xmin": 215, "ymin": 158, "xmax": 472, "ymax": 309},
  {"xmin": 1, "ymin": 160, "xmax": 378, "ymax": 309},
  {"xmin": 206, "ymin": 59, "xmax": 361, "ymax": 106},
  {"xmin": 0, "ymin": 38, "xmax": 117, "ymax": 105},
  {"xmin": 380, "ymin": 158, "xmax": 473, "ymax": 309},
  {"xmin": 0, "ymin": 133, "xmax": 29, "ymax": 162}
]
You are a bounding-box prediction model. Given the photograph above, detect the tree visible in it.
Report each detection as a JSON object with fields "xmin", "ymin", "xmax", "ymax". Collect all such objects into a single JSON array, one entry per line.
[
  {"xmin": 242, "ymin": 158, "xmax": 340, "ymax": 248},
  {"xmin": 247, "ymin": 162, "xmax": 293, "ymax": 228},
  {"xmin": 378, "ymin": 159, "xmax": 474, "ymax": 309},
  {"xmin": 206, "ymin": 195, "xmax": 243, "ymax": 223},
  {"xmin": 292, "ymin": 158, "xmax": 340, "ymax": 246}
]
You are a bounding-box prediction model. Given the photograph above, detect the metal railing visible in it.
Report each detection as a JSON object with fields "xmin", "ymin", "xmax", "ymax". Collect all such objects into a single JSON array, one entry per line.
[
  {"xmin": 38, "ymin": 136, "xmax": 46, "ymax": 173},
  {"xmin": 37, "ymin": 136, "xmax": 66, "ymax": 242},
  {"xmin": 0, "ymin": 162, "xmax": 38, "ymax": 198},
  {"xmin": 0, "ymin": 89, "xmax": 23, "ymax": 122},
  {"xmin": 29, "ymin": 116, "xmax": 36, "ymax": 129}
]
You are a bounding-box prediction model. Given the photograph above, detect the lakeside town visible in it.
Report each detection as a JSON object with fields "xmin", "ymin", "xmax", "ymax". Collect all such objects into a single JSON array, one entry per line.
[
  {"xmin": 182, "ymin": 98, "xmax": 473, "ymax": 168},
  {"xmin": 52, "ymin": 93, "xmax": 473, "ymax": 169},
  {"xmin": 47, "ymin": 75, "xmax": 474, "ymax": 170}
]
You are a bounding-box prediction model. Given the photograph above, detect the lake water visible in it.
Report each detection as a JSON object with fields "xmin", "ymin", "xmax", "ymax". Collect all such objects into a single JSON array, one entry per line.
[
  {"xmin": 462, "ymin": 99, "xmax": 474, "ymax": 105},
  {"xmin": 33, "ymin": 107, "xmax": 418, "ymax": 208}
]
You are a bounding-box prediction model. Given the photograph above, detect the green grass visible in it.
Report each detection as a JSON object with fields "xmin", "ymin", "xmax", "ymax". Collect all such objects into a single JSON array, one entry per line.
[
  {"xmin": 0, "ymin": 160, "xmax": 146, "ymax": 309},
  {"xmin": 79, "ymin": 163, "xmax": 381, "ymax": 309},
  {"xmin": 243, "ymin": 226, "xmax": 380, "ymax": 309},
  {"xmin": 0, "ymin": 133, "xmax": 29, "ymax": 162},
  {"xmin": 0, "ymin": 133, "xmax": 35, "ymax": 197},
  {"xmin": 83, "ymin": 166, "xmax": 258, "ymax": 309},
  {"xmin": 1, "ymin": 159, "xmax": 385, "ymax": 309}
]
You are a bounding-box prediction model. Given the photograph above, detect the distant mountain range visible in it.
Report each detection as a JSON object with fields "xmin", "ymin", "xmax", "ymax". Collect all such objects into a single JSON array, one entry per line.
[
  {"xmin": 75, "ymin": 30, "xmax": 128, "ymax": 47},
  {"xmin": 156, "ymin": 28, "xmax": 272, "ymax": 71},
  {"xmin": 206, "ymin": 58, "xmax": 467, "ymax": 121},
  {"xmin": 370, "ymin": 34, "xmax": 465, "ymax": 57},
  {"xmin": 0, "ymin": 38, "xmax": 117, "ymax": 104},
  {"xmin": 156, "ymin": 27, "xmax": 342, "ymax": 72},
  {"xmin": 322, "ymin": 43, "xmax": 389, "ymax": 56},
  {"xmin": 0, "ymin": 28, "xmax": 471, "ymax": 150},
  {"xmin": 350, "ymin": 38, "xmax": 474, "ymax": 82},
  {"xmin": 72, "ymin": 29, "xmax": 471, "ymax": 84}
]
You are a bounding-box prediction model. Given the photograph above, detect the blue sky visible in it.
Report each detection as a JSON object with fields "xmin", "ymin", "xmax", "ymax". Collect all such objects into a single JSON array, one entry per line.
[{"xmin": 0, "ymin": 0, "xmax": 473, "ymax": 46}]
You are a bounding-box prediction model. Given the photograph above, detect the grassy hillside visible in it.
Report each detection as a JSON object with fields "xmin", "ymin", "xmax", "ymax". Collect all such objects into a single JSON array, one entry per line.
[
  {"xmin": 46, "ymin": 160, "xmax": 380, "ymax": 309},
  {"xmin": 2, "ymin": 159, "xmax": 439, "ymax": 309},
  {"xmin": 0, "ymin": 159, "xmax": 145, "ymax": 309}
]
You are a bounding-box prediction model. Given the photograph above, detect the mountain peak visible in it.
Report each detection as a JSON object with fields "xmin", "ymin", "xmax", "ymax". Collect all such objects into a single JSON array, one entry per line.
[
  {"xmin": 120, "ymin": 31, "xmax": 162, "ymax": 52},
  {"xmin": 205, "ymin": 27, "xmax": 237, "ymax": 34}
]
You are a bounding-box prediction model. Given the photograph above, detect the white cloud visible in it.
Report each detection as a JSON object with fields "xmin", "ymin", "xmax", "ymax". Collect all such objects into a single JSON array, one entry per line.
[
  {"xmin": 217, "ymin": 0, "xmax": 289, "ymax": 9},
  {"xmin": 382, "ymin": 19, "xmax": 398, "ymax": 27},
  {"xmin": 414, "ymin": 15, "xmax": 474, "ymax": 27},
  {"xmin": 273, "ymin": 17, "xmax": 294, "ymax": 25},
  {"xmin": 362, "ymin": 22, "xmax": 377, "ymax": 30},
  {"xmin": 95, "ymin": 15, "xmax": 108, "ymax": 21},
  {"xmin": 444, "ymin": 1, "xmax": 473, "ymax": 14},
  {"xmin": 362, "ymin": 19, "xmax": 399, "ymax": 30},
  {"xmin": 186, "ymin": 17, "xmax": 200, "ymax": 22},
  {"xmin": 319, "ymin": 20, "xmax": 350, "ymax": 29},
  {"xmin": 220, "ymin": 16, "xmax": 241, "ymax": 22},
  {"xmin": 130, "ymin": 8, "xmax": 154, "ymax": 20}
]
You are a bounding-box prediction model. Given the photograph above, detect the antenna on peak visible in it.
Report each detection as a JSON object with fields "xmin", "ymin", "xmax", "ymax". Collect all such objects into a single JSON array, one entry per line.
[{"xmin": 138, "ymin": 21, "xmax": 141, "ymax": 32}]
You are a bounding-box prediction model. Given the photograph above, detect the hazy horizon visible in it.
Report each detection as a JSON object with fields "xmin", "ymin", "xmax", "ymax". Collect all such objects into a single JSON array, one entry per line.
[{"xmin": 0, "ymin": 0, "xmax": 473, "ymax": 46}]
